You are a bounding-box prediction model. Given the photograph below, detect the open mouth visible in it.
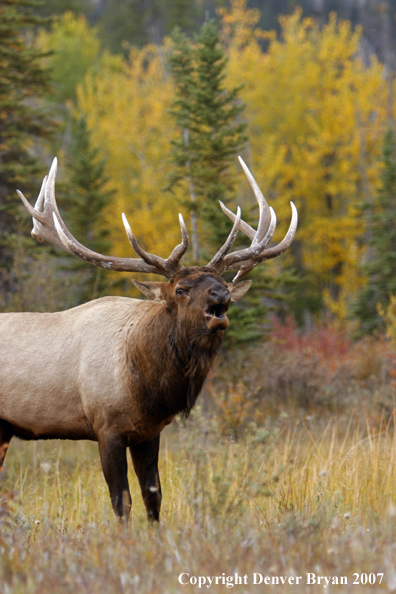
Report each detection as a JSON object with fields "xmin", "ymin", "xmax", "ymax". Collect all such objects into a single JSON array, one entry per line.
[{"xmin": 205, "ymin": 303, "xmax": 228, "ymax": 319}]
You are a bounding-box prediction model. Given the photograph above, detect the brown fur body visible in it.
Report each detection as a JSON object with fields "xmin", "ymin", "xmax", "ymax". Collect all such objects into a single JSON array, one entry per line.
[
  {"xmin": 5, "ymin": 154, "xmax": 297, "ymax": 520},
  {"xmin": 0, "ymin": 267, "xmax": 247, "ymax": 520}
]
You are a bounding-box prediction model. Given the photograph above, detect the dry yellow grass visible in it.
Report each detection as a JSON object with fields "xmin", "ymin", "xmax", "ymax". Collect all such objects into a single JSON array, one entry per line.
[{"xmin": 1, "ymin": 407, "xmax": 396, "ymax": 593}]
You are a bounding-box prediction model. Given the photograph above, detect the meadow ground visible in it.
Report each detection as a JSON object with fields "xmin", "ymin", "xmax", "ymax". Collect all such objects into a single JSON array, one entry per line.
[{"xmin": 2, "ymin": 321, "xmax": 396, "ymax": 593}]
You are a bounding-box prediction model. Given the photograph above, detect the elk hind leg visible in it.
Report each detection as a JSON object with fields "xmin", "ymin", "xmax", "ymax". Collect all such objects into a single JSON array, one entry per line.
[
  {"xmin": 130, "ymin": 435, "xmax": 162, "ymax": 522},
  {"xmin": 0, "ymin": 420, "xmax": 13, "ymax": 471},
  {"xmin": 98, "ymin": 434, "xmax": 131, "ymax": 520}
]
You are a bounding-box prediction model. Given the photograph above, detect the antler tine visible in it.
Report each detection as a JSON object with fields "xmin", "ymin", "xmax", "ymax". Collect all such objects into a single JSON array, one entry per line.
[
  {"xmin": 34, "ymin": 175, "xmax": 47, "ymax": 212},
  {"xmin": 254, "ymin": 201, "xmax": 298, "ymax": 262},
  {"xmin": 17, "ymin": 175, "xmax": 47, "ymax": 225},
  {"xmin": 122, "ymin": 212, "xmax": 189, "ymax": 276},
  {"xmin": 230, "ymin": 201, "xmax": 298, "ymax": 281},
  {"xmin": 18, "ymin": 158, "xmax": 186, "ymax": 277},
  {"xmin": 122, "ymin": 213, "xmax": 167, "ymax": 272},
  {"xmin": 32, "ymin": 158, "xmax": 64, "ymax": 245},
  {"xmin": 45, "ymin": 157, "xmax": 61, "ymax": 217},
  {"xmin": 208, "ymin": 206, "xmax": 241, "ymax": 268},
  {"xmin": 209, "ymin": 157, "xmax": 298, "ymax": 278},
  {"xmin": 164, "ymin": 213, "xmax": 189, "ymax": 270},
  {"xmin": 224, "ymin": 207, "xmax": 277, "ymax": 267},
  {"xmin": 219, "ymin": 201, "xmax": 255, "ymax": 241},
  {"xmin": 19, "ymin": 156, "xmax": 296, "ymax": 282},
  {"xmin": 238, "ymin": 156, "xmax": 271, "ymax": 245},
  {"xmin": 211, "ymin": 205, "xmax": 277, "ymax": 274},
  {"xmin": 18, "ymin": 159, "xmax": 67, "ymax": 248}
]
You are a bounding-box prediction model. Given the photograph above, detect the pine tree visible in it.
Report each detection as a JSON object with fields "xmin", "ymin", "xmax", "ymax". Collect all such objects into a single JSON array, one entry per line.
[
  {"xmin": 0, "ymin": 0, "xmax": 54, "ymax": 249},
  {"xmin": 352, "ymin": 126, "xmax": 396, "ymax": 334},
  {"xmin": 64, "ymin": 116, "xmax": 114, "ymax": 302},
  {"xmin": 166, "ymin": 19, "xmax": 247, "ymax": 261},
  {"xmin": 166, "ymin": 20, "xmax": 290, "ymax": 346}
]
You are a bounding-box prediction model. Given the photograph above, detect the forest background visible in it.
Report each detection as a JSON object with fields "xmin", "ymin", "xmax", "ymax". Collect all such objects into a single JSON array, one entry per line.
[
  {"xmin": 4, "ymin": 2, "xmax": 396, "ymax": 591},
  {"xmin": 3, "ymin": 0, "xmax": 396, "ymax": 340}
]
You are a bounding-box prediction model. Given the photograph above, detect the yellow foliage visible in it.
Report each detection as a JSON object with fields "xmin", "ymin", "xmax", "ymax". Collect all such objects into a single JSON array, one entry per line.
[
  {"xmin": 222, "ymin": 4, "xmax": 388, "ymax": 318},
  {"xmin": 218, "ymin": 0, "xmax": 264, "ymax": 49},
  {"xmin": 57, "ymin": 3, "xmax": 390, "ymax": 319},
  {"xmin": 379, "ymin": 295, "xmax": 396, "ymax": 346},
  {"xmin": 76, "ymin": 45, "xmax": 181, "ymax": 270}
]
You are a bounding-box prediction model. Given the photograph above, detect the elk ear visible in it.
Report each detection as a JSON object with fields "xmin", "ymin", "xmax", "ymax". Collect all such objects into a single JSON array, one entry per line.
[
  {"xmin": 132, "ymin": 280, "xmax": 165, "ymax": 302},
  {"xmin": 227, "ymin": 280, "xmax": 252, "ymax": 302}
]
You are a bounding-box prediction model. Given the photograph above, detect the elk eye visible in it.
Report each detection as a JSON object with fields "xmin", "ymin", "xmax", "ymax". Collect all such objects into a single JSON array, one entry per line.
[{"xmin": 176, "ymin": 288, "xmax": 186, "ymax": 296}]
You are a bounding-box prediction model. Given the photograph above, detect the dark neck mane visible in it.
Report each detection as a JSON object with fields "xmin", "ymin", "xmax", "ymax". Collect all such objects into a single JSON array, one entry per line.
[
  {"xmin": 168, "ymin": 318, "xmax": 223, "ymax": 416},
  {"xmin": 126, "ymin": 305, "xmax": 223, "ymax": 420}
]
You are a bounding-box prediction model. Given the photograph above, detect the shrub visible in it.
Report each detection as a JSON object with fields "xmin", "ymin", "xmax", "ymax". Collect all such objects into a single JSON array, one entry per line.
[{"xmin": 204, "ymin": 316, "xmax": 395, "ymax": 433}]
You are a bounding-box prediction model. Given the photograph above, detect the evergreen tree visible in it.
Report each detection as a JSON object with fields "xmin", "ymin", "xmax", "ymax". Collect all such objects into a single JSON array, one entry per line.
[
  {"xmin": 166, "ymin": 20, "xmax": 247, "ymax": 260},
  {"xmin": 64, "ymin": 116, "xmax": 114, "ymax": 301},
  {"xmin": 352, "ymin": 126, "xmax": 396, "ymax": 334},
  {"xmin": 0, "ymin": 0, "xmax": 55, "ymax": 266},
  {"xmin": 166, "ymin": 19, "xmax": 293, "ymax": 346}
]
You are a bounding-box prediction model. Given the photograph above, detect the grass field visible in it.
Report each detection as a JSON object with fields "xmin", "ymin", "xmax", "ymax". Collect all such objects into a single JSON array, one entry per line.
[{"xmin": 2, "ymin": 324, "xmax": 396, "ymax": 592}]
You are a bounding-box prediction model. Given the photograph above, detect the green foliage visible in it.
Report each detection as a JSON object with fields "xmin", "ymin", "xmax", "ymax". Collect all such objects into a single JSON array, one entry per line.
[
  {"xmin": 163, "ymin": 0, "xmax": 199, "ymax": 36},
  {"xmin": 35, "ymin": 12, "xmax": 124, "ymax": 107},
  {"xmin": 2, "ymin": 0, "xmax": 391, "ymax": 327},
  {"xmin": 223, "ymin": 264, "xmax": 297, "ymax": 346},
  {"xmin": 36, "ymin": 12, "xmax": 101, "ymax": 103},
  {"xmin": 34, "ymin": 0, "xmax": 90, "ymax": 19},
  {"xmin": 63, "ymin": 116, "xmax": 115, "ymax": 302},
  {"xmin": 95, "ymin": 0, "xmax": 201, "ymax": 54},
  {"xmin": 166, "ymin": 19, "xmax": 247, "ymax": 256},
  {"xmin": 95, "ymin": 0, "xmax": 163, "ymax": 53},
  {"xmin": 166, "ymin": 17, "xmax": 299, "ymax": 344},
  {"xmin": 351, "ymin": 126, "xmax": 396, "ymax": 335},
  {"xmin": 0, "ymin": 230, "xmax": 78, "ymax": 312},
  {"xmin": 0, "ymin": 0, "xmax": 54, "ymax": 224},
  {"xmin": 0, "ymin": 0, "xmax": 55, "ymax": 290}
]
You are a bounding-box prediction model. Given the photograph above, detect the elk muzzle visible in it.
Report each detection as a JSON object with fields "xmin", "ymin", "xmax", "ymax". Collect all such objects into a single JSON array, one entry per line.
[{"xmin": 205, "ymin": 285, "xmax": 230, "ymax": 332}]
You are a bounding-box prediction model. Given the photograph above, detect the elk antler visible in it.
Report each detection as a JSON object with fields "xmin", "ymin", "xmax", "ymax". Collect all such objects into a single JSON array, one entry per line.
[
  {"xmin": 17, "ymin": 158, "xmax": 189, "ymax": 279},
  {"xmin": 18, "ymin": 157, "xmax": 297, "ymax": 283},
  {"xmin": 209, "ymin": 157, "xmax": 298, "ymax": 281}
]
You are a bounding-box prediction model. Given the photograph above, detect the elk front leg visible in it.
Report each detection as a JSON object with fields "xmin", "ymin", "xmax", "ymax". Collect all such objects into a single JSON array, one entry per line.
[
  {"xmin": 130, "ymin": 435, "xmax": 162, "ymax": 522},
  {"xmin": 98, "ymin": 434, "xmax": 131, "ymax": 519},
  {"xmin": 0, "ymin": 421, "xmax": 13, "ymax": 472}
]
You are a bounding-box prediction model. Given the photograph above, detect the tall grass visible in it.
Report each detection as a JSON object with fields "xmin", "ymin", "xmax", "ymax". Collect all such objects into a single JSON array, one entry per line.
[
  {"xmin": 2, "ymin": 409, "xmax": 396, "ymax": 592},
  {"xmin": 2, "ymin": 320, "xmax": 396, "ymax": 592}
]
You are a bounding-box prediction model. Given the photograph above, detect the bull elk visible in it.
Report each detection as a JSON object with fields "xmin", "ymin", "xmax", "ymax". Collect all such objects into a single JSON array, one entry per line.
[{"xmin": 0, "ymin": 156, "xmax": 297, "ymax": 521}]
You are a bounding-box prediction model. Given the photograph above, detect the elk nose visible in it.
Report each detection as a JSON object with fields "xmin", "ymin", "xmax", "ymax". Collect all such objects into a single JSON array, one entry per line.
[{"xmin": 209, "ymin": 285, "xmax": 230, "ymax": 304}]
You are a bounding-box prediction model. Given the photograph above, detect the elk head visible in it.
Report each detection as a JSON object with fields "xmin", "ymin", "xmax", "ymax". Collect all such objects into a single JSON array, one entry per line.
[{"xmin": 17, "ymin": 156, "xmax": 298, "ymax": 335}]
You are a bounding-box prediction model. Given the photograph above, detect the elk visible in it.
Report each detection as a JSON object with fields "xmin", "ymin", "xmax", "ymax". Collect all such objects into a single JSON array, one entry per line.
[{"xmin": 0, "ymin": 156, "xmax": 297, "ymax": 521}]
